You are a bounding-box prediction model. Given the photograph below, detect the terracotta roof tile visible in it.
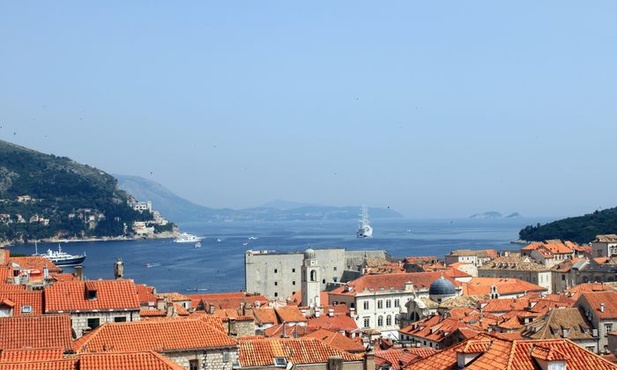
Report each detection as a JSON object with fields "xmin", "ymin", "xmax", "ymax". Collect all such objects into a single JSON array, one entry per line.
[
  {"xmin": 0, "ymin": 290, "xmax": 43, "ymax": 315},
  {"xmin": 374, "ymin": 348, "xmax": 437, "ymax": 370},
  {"xmin": 9, "ymin": 256, "xmax": 62, "ymax": 273},
  {"xmin": 135, "ymin": 284, "xmax": 157, "ymax": 306},
  {"xmin": 462, "ymin": 277, "xmax": 546, "ymax": 296},
  {"xmin": 238, "ymin": 337, "xmax": 362, "ymax": 367},
  {"xmin": 0, "ymin": 348, "xmax": 65, "ymax": 362},
  {"xmin": 578, "ymin": 291, "xmax": 617, "ymax": 319},
  {"xmin": 0, "ymin": 359, "xmax": 76, "ymax": 370},
  {"xmin": 0, "ymin": 315, "xmax": 73, "ymax": 351},
  {"xmin": 78, "ymin": 351, "xmax": 185, "ymax": 370},
  {"xmin": 329, "ymin": 270, "xmax": 461, "ymax": 296},
  {"xmin": 44, "ymin": 279, "xmax": 140, "ymax": 313},
  {"xmin": 307, "ymin": 312, "xmax": 358, "ymax": 333},
  {"xmin": 304, "ymin": 329, "xmax": 365, "ymax": 353},
  {"xmin": 253, "ymin": 307, "xmax": 279, "ymax": 325},
  {"xmin": 405, "ymin": 333, "xmax": 617, "ymax": 370},
  {"xmin": 75, "ymin": 318, "xmax": 237, "ymax": 353},
  {"xmin": 275, "ymin": 306, "xmax": 307, "ymax": 323}
]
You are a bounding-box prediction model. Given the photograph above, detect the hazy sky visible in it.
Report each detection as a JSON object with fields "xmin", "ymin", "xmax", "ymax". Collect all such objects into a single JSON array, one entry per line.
[{"xmin": 1, "ymin": 2, "xmax": 616, "ymax": 219}]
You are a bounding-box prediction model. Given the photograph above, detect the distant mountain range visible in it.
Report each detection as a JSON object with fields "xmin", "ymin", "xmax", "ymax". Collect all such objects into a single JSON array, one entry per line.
[
  {"xmin": 115, "ymin": 175, "xmax": 404, "ymax": 224},
  {"xmin": 469, "ymin": 211, "xmax": 522, "ymax": 219}
]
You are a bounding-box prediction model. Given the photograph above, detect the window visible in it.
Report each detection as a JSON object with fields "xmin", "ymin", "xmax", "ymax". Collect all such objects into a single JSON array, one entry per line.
[
  {"xmin": 363, "ymin": 317, "xmax": 370, "ymax": 328},
  {"xmin": 386, "ymin": 315, "xmax": 392, "ymax": 326},
  {"xmin": 562, "ymin": 274, "xmax": 566, "ymax": 281},
  {"xmin": 274, "ymin": 357, "xmax": 288, "ymax": 367},
  {"xmin": 605, "ymin": 324, "xmax": 613, "ymax": 335},
  {"xmin": 334, "ymin": 266, "xmax": 337, "ymax": 271},
  {"xmin": 333, "ymin": 277, "xmax": 338, "ymax": 282},
  {"xmin": 377, "ymin": 300, "xmax": 383, "ymax": 309},
  {"xmin": 21, "ymin": 305, "xmax": 32, "ymax": 314},
  {"xmin": 274, "ymin": 282, "xmax": 278, "ymax": 286},
  {"xmin": 385, "ymin": 300, "xmax": 391, "ymax": 308},
  {"xmin": 114, "ymin": 316, "xmax": 126, "ymax": 322},
  {"xmin": 223, "ymin": 352, "xmax": 230, "ymax": 363},
  {"xmin": 394, "ymin": 299, "xmax": 400, "ymax": 308},
  {"xmin": 189, "ymin": 359, "xmax": 199, "ymax": 370},
  {"xmin": 292, "ymin": 281, "xmax": 296, "ymax": 285},
  {"xmin": 87, "ymin": 290, "xmax": 97, "ymax": 300},
  {"xmin": 87, "ymin": 318, "xmax": 100, "ymax": 329},
  {"xmin": 363, "ymin": 301, "xmax": 369, "ymax": 310},
  {"xmin": 322, "ymin": 279, "xmax": 326, "ymax": 284},
  {"xmin": 274, "ymin": 292, "xmax": 278, "ymax": 297},
  {"xmin": 274, "ymin": 269, "xmax": 278, "ymax": 273},
  {"xmin": 377, "ymin": 316, "xmax": 383, "ymax": 326},
  {"xmin": 292, "ymin": 268, "xmax": 295, "ymax": 273}
]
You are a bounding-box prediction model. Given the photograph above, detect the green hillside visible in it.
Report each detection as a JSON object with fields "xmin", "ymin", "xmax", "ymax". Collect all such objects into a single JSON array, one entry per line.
[
  {"xmin": 519, "ymin": 207, "xmax": 617, "ymax": 243},
  {"xmin": 0, "ymin": 140, "xmax": 161, "ymax": 243}
]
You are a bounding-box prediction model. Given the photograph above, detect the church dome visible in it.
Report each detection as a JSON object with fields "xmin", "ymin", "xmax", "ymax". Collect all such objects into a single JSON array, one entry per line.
[
  {"xmin": 429, "ymin": 276, "xmax": 455, "ymax": 296},
  {"xmin": 304, "ymin": 248, "xmax": 316, "ymax": 260}
]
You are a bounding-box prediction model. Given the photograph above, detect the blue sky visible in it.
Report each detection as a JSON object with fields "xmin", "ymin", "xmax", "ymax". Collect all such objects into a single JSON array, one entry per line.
[{"xmin": 1, "ymin": 2, "xmax": 616, "ymax": 218}]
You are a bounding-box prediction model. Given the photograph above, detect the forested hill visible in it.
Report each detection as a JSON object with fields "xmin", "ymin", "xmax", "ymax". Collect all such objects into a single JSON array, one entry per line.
[
  {"xmin": 0, "ymin": 139, "xmax": 158, "ymax": 242},
  {"xmin": 519, "ymin": 207, "xmax": 617, "ymax": 244}
]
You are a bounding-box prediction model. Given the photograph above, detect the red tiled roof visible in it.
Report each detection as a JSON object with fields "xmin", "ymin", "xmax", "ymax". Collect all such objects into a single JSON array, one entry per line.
[
  {"xmin": 329, "ymin": 270, "xmax": 461, "ymax": 296},
  {"xmin": 275, "ymin": 306, "xmax": 307, "ymax": 323},
  {"xmin": 461, "ymin": 277, "xmax": 546, "ymax": 296},
  {"xmin": 304, "ymin": 329, "xmax": 365, "ymax": 353},
  {"xmin": 238, "ymin": 337, "xmax": 362, "ymax": 367},
  {"xmin": 9, "ymin": 256, "xmax": 62, "ymax": 273},
  {"xmin": 0, "ymin": 290, "xmax": 44, "ymax": 315},
  {"xmin": 399, "ymin": 315, "xmax": 480, "ymax": 344},
  {"xmin": 0, "ymin": 348, "xmax": 65, "ymax": 362},
  {"xmin": 578, "ymin": 291, "xmax": 617, "ymax": 319},
  {"xmin": 406, "ymin": 333, "xmax": 617, "ymax": 370},
  {"xmin": 44, "ymin": 279, "xmax": 140, "ymax": 313},
  {"xmin": 374, "ymin": 348, "xmax": 438, "ymax": 370},
  {"xmin": 253, "ymin": 307, "xmax": 279, "ymax": 325},
  {"xmin": 75, "ymin": 318, "xmax": 237, "ymax": 353},
  {"xmin": 0, "ymin": 359, "xmax": 77, "ymax": 370},
  {"xmin": 135, "ymin": 284, "xmax": 157, "ymax": 306},
  {"xmin": 307, "ymin": 311, "xmax": 359, "ymax": 333},
  {"xmin": 78, "ymin": 351, "xmax": 185, "ymax": 370},
  {"xmin": 186, "ymin": 291, "xmax": 268, "ymax": 311},
  {"xmin": 0, "ymin": 315, "xmax": 73, "ymax": 351}
]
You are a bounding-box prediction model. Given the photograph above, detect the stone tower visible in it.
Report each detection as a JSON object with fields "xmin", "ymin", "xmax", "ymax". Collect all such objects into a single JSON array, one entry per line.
[
  {"xmin": 301, "ymin": 248, "xmax": 320, "ymax": 307},
  {"xmin": 114, "ymin": 257, "xmax": 124, "ymax": 279}
]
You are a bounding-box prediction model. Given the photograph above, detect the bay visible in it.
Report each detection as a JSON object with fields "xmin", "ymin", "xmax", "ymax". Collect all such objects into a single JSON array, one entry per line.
[{"xmin": 8, "ymin": 217, "xmax": 549, "ymax": 294}]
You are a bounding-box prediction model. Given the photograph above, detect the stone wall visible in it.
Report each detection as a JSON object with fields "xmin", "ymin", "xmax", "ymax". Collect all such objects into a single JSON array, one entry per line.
[{"xmin": 71, "ymin": 310, "xmax": 140, "ymax": 338}]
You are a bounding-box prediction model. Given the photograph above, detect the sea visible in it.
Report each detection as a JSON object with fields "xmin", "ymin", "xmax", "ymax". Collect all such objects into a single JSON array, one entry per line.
[{"xmin": 8, "ymin": 217, "xmax": 551, "ymax": 294}]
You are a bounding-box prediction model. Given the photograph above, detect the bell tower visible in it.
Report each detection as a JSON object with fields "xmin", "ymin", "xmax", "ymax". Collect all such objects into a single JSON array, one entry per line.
[{"xmin": 301, "ymin": 248, "xmax": 320, "ymax": 308}]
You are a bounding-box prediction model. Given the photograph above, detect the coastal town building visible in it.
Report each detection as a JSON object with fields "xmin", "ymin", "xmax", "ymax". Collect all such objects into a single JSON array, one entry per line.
[
  {"xmin": 237, "ymin": 337, "xmax": 365, "ymax": 370},
  {"xmin": 444, "ymin": 249, "xmax": 497, "ymax": 267},
  {"xmin": 477, "ymin": 255, "xmax": 553, "ymax": 292},
  {"xmin": 75, "ymin": 317, "xmax": 239, "ymax": 370},
  {"xmin": 521, "ymin": 307, "xmax": 599, "ymax": 353},
  {"xmin": 406, "ymin": 332, "xmax": 617, "ymax": 370},
  {"xmin": 244, "ymin": 248, "xmax": 391, "ymax": 301},
  {"xmin": 592, "ymin": 234, "xmax": 617, "ymax": 258},
  {"xmin": 44, "ymin": 279, "xmax": 141, "ymax": 338},
  {"xmin": 575, "ymin": 291, "xmax": 617, "ymax": 352},
  {"xmin": 328, "ymin": 271, "xmax": 463, "ymax": 340}
]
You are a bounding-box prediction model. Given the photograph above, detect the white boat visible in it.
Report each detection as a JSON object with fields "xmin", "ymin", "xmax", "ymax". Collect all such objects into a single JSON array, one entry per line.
[
  {"xmin": 356, "ymin": 205, "xmax": 373, "ymax": 238},
  {"xmin": 33, "ymin": 243, "xmax": 86, "ymax": 266},
  {"xmin": 173, "ymin": 232, "xmax": 203, "ymax": 243}
]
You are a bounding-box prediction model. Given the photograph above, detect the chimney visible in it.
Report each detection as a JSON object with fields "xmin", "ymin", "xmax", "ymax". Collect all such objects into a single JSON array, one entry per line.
[
  {"xmin": 74, "ymin": 265, "xmax": 83, "ymax": 281},
  {"xmin": 405, "ymin": 281, "xmax": 414, "ymax": 292},
  {"xmin": 43, "ymin": 266, "xmax": 49, "ymax": 279},
  {"xmin": 328, "ymin": 308, "xmax": 334, "ymax": 317},
  {"xmin": 328, "ymin": 357, "xmax": 344, "ymax": 370},
  {"xmin": 363, "ymin": 349, "xmax": 375, "ymax": 370},
  {"xmin": 600, "ymin": 303, "xmax": 605, "ymax": 313}
]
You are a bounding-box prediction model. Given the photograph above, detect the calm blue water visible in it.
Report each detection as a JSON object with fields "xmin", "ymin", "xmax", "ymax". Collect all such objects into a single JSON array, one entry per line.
[{"xmin": 8, "ymin": 217, "xmax": 550, "ymax": 294}]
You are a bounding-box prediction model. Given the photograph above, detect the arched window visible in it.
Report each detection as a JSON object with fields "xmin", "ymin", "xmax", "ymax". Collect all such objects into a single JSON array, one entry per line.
[
  {"xmin": 310, "ymin": 270, "xmax": 316, "ymax": 281},
  {"xmin": 377, "ymin": 316, "xmax": 383, "ymax": 327},
  {"xmin": 386, "ymin": 315, "xmax": 392, "ymax": 326}
]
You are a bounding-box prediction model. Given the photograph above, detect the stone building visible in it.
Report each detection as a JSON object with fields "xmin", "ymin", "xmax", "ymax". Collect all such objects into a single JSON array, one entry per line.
[
  {"xmin": 576, "ymin": 291, "xmax": 617, "ymax": 353},
  {"xmin": 44, "ymin": 279, "xmax": 141, "ymax": 338},
  {"xmin": 244, "ymin": 248, "xmax": 390, "ymax": 301},
  {"xmin": 592, "ymin": 234, "xmax": 617, "ymax": 258},
  {"xmin": 477, "ymin": 256, "xmax": 552, "ymax": 292},
  {"xmin": 74, "ymin": 317, "xmax": 239, "ymax": 370}
]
